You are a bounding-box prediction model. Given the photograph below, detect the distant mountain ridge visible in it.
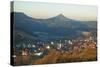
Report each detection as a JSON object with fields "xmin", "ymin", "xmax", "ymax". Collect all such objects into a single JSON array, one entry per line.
[{"xmin": 11, "ymin": 12, "xmax": 97, "ymax": 41}]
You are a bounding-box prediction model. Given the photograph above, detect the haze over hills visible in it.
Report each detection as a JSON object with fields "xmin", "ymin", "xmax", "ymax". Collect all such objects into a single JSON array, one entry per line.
[{"xmin": 12, "ymin": 12, "xmax": 97, "ymax": 42}]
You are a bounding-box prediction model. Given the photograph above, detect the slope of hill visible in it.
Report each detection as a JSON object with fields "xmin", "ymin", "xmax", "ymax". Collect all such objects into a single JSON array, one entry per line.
[{"xmin": 11, "ymin": 12, "xmax": 97, "ymax": 41}]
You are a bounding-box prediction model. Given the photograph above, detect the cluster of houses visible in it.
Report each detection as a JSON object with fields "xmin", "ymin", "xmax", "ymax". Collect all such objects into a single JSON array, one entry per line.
[{"xmin": 13, "ymin": 36, "xmax": 97, "ymax": 58}]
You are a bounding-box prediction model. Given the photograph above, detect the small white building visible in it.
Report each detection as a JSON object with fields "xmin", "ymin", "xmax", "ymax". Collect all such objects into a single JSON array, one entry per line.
[
  {"xmin": 46, "ymin": 45, "xmax": 50, "ymax": 49},
  {"xmin": 12, "ymin": 55, "xmax": 16, "ymax": 58},
  {"xmin": 51, "ymin": 42, "xmax": 54, "ymax": 45},
  {"xmin": 22, "ymin": 51, "xmax": 28, "ymax": 56},
  {"xmin": 68, "ymin": 40, "xmax": 73, "ymax": 44},
  {"xmin": 57, "ymin": 43, "xmax": 62, "ymax": 49},
  {"xmin": 34, "ymin": 52, "xmax": 43, "ymax": 56},
  {"xmin": 32, "ymin": 44, "xmax": 36, "ymax": 47},
  {"xmin": 34, "ymin": 50, "xmax": 37, "ymax": 52},
  {"xmin": 28, "ymin": 43, "xmax": 31, "ymax": 48}
]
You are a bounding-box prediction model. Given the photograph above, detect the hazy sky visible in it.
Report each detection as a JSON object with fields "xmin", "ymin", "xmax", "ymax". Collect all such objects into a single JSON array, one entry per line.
[{"xmin": 12, "ymin": 1, "xmax": 97, "ymax": 21}]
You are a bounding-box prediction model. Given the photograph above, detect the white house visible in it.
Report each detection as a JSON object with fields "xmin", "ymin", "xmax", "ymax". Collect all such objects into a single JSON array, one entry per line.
[
  {"xmin": 57, "ymin": 43, "xmax": 62, "ymax": 49},
  {"xmin": 32, "ymin": 44, "xmax": 36, "ymax": 47},
  {"xmin": 68, "ymin": 40, "xmax": 73, "ymax": 44},
  {"xmin": 51, "ymin": 42, "xmax": 54, "ymax": 45},
  {"xmin": 34, "ymin": 52, "xmax": 43, "ymax": 56},
  {"xmin": 46, "ymin": 45, "xmax": 50, "ymax": 49},
  {"xmin": 28, "ymin": 43, "xmax": 31, "ymax": 48},
  {"xmin": 12, "ymin": 55, "xmax": 16, "ymax": 58},
  {"xmin": 22, "ymin": 51, "xmax": 28, "ymax": 56}
]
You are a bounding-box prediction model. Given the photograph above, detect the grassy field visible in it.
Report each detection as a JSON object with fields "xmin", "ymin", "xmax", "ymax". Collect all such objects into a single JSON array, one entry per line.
[{"xmin": 32, "ymin": 47, "xmax": 97, "ymax": 64}]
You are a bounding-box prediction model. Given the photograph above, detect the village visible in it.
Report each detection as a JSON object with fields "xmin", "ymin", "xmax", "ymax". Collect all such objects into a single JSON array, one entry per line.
[{"xmin": 12, "ymin": 34, "xmax": 97, "ymax": 65}]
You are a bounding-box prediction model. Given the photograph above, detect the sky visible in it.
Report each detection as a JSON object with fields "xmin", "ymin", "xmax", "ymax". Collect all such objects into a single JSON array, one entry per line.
[{"xmin": 12, "ymin": 1, "xmax": 97, "ymax": 21}]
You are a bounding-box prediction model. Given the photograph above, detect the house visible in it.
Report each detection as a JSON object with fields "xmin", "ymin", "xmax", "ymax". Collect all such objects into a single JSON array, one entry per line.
[
  {"xmin": 81, "ymin": 43, "xmax": 88, "ymax": 48},
  {"xmin": 32, "ymin": 44, "xmax": 36, "ymax": 47},
  {"xmin": 68, "ymin": 40, "xmax": 73, "ymax": 44},
  {"xmin": 46, "ymin": 45, "xmax": 50, "ymax": 49},
  {"xmin": 57, "ymin": 43, "xmax": 62, "ymax": 49},
  {"xmin": 13, "ymin": 48, "xmax": 17, "ymax": 58},
  {"xmin": 27, "ymin": 43, "xmax": 31, "ymax": 48},
  {"xmin": 34, "ymin": 52, "xmax": 43, "ymax": 56},
  {"xmin": 51, "ymin": 42, "xmax": 54, "ymax": 45},
  {"xmin": 22, "ymin": 48, "xmax": 30, "ymax": 56},
  {"xmin": 34, "ymin": 50, "xmax": 37, "ymax": 52},
  {"xmin": 88, "ymin": 43, "xmax": 96, "ymax": 48}
]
